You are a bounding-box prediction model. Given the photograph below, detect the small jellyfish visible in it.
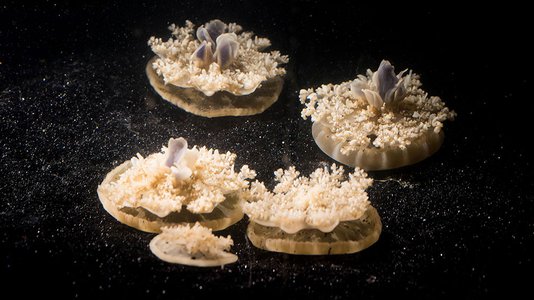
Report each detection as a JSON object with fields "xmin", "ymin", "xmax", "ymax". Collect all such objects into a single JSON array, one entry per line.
[{"xmin": 150, "ymin": 223, "xmax": 238, "ymax": 267}]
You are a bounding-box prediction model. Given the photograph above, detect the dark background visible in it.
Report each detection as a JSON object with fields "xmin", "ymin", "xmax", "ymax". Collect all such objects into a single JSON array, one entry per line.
[{"xmin": 1, "ymin": 1, "xmax": 532, "ymax": 298}]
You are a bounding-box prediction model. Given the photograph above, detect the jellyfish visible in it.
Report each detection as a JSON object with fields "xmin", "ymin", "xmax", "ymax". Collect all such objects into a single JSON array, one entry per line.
[
  {"xmin": 300, "ymin": 60, "xmax": 456, "ymax": 171},
  {"xmin": 97, "ymin": 137, "xmax": 256, "ymax": 232},
  {"xmin": 150, "ymin": 223, "xmax": 237, "ymax": 267},
  {"xmin": 242, "ymin": 164, "xmax": 382, "ymax": 255},
  {"xmin": 146, "ymin": 20, "xmax": 289, "ymax": 117}
]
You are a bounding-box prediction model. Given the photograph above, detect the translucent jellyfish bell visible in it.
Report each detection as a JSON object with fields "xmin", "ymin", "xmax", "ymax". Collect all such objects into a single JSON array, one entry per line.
[{"xmin": 150, "ymin": 223, "xmax": 238, "ymax": 267}]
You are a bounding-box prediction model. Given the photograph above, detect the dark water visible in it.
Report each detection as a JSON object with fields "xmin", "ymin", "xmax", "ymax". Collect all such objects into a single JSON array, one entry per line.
[{"xmin": 1, "ymin": 1, "xmax": 532, "ymax": 298}]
